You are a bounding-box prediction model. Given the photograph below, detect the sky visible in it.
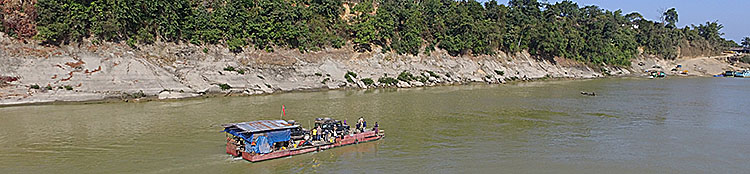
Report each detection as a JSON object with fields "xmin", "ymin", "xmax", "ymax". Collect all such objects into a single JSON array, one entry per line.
[{"xmin": 480, "ymin": 0, "xmax": 749, "ymax": 42}]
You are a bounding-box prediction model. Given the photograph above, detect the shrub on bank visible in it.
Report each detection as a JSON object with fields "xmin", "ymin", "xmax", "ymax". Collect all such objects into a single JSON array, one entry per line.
[
  {"xmin": 361, "ymin": 78, "xmax": 374, "ymax": 86},
  {"xmin": 426, "ymin": 71, "xmax": 439, "ymax": 78},
  {"xmin": 223, "ymin": 66, "xmax": 235, "ymax": 72},
  {"xmin": 398, "ymin": 71, "xmax": 413, "ymax": 82},
  {"xmin": 378, "ymin": 76, "xmax": 398, "ymax": 86},
  {"xmin": 345, "ymin": 71, "xmax": 358, "ymax": 83},
  {"xmin": 494, "ymin": 70, "xmax": 504, "ymax": 76},
  {"xmin": 218, "ymin": 83, "xmax": 231, "ymax": 90},
  {"xmin": 132, "ymin": 90, "xmax": 146, "ymax": 98},
  {"xmin": 415, "ymin": 75, "xmax": 427, "ymax": 83}
]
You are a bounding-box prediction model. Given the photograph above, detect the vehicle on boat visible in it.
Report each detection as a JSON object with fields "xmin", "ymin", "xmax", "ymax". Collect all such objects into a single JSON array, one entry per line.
[{"xmin": 222, "ymin": 118, "xmax": 383, "ymax": 162}]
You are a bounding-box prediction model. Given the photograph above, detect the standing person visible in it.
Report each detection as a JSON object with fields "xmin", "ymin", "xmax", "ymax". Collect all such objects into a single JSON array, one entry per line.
[
  {"xmin": 362, "ymin": 119, "xmax": 367, "ymax": 132},
  {"xmin": 357, "ymin": 117, "xmax": 365, "ymax": 132},
  {"xmin": 355, "ymin": 117, "xmax": 362, "ymax": 132},
  {"xmin": 373, "ymin": 122, "xmax": 379, "ymax": 133},
  {"xmin": 333, "ymin": 125, "xmax": 340, "ymax": 138},
  {"xmin": 316, "ymin": 126, "xmax": 322, "ymax": 141},
  {"xmin": 312, "ymin": 126, "xmax": 318, "ymax": 141}
]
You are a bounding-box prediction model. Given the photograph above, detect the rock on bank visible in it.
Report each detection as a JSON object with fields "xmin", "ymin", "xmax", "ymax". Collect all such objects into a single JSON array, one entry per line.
[{"xmin": 1, "ymin": 35, "xmax": 619, "ymax": 106}]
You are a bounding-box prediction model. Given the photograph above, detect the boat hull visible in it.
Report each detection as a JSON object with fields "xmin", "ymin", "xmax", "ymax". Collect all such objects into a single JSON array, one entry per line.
[
  {"xmin": 228, "ymin": 130, "xmax": 383, "ymax": 162},
  {"xmin": 225, "ymin": 137, "xmax": 241, "ymax": 157}
]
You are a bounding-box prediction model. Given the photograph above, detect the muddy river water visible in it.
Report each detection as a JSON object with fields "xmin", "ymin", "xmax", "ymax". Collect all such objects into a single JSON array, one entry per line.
[{"xmin": 1, "ymin": 77, "xmax": 749, "ymax": 173}]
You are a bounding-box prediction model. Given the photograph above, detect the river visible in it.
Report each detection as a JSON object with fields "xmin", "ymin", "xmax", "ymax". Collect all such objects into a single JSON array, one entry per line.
[{"xmin": 1, "ymin": 77, "xmax": 749, "ymax": 173}]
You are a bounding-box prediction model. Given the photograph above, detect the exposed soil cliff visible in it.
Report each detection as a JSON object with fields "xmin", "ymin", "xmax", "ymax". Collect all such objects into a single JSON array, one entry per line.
[{"xmin": 0, "ymin": 33, "xmax": 738, "ymax": 106}]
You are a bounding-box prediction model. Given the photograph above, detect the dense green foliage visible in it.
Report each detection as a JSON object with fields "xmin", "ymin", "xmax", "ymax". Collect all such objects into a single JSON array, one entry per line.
[
  {"xmin": 12, "ymin": 0, "xmax": 736, "ymax": 66},
  {"xmin": 397, "ymin": 71, "xmax": 414, "ymax": 82},
  {"xmin": 344, "ymin": 71, "xmax": 358, "ymax": 83},
  {"xmin": 377, "ymin": 76, "xmax": 397, "ymax": 86},
  {"xmin": 361, "ymin": 78, "xmax": 374, "ymax": 86},
  {"xmin": 218, "ymin": 83, "xmax": 231, "ymax": 90}
]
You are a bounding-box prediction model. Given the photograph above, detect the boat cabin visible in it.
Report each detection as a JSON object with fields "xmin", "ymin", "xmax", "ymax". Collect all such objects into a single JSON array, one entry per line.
[{"xmin": 222, "ymin": 120, "xmax": 299, "ymax": 154}]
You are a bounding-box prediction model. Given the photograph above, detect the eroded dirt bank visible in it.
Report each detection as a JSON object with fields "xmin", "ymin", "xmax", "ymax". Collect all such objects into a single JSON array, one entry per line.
[{"xmin": 0, "ymin": 34, "xmax": 741, "ymax": 106}]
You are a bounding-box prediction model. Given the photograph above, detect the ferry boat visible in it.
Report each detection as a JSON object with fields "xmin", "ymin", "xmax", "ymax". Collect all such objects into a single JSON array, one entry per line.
[{"xmin": 222, "ymin": 118, "xmax": 383, "ymax": 162}]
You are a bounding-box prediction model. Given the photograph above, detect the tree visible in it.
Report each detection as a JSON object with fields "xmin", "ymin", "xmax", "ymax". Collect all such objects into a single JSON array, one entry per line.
[
  {"xmin": 663, "ymin": 8, "xmax": 678, "ymax": 28},
  {"xmin": 694, "ymin": 21, "xmax": 724, "ymax": 43},
  {"xmin": 742, "ymin": 37, "xmax": 750, "ymax": 48},
  {"xmin": 625, "ymin": 12, "xmax": 643, "ymax": 22},
  {"xmin": 19, "ymin": 0, "xmax": 734, "ymax": 66}
]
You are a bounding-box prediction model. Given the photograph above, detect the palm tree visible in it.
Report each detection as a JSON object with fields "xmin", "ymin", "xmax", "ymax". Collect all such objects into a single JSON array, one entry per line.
[
  {"xmin": 663, "ymin": 8, "xmax": 678, "ymax": 28},
  {"xmin": 742, "ymin": 37, "xmax": 750, "ymax": 48}
]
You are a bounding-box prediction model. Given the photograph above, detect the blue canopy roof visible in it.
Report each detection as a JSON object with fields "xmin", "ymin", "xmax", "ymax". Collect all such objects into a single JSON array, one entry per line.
[{"xmin": 222, "ymin": 120, "xmax": 298, "ymax": 133}]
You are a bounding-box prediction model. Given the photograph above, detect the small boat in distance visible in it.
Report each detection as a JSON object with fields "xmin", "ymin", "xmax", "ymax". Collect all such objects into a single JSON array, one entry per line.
[
  {"xmin": 724, "ymin": 71, "xmax": 735, "ymax": 77},
  {"xmin": 648, "ymin": 70, "xmax": 666, "ymax": 78},
  {"xmin": 580, "ymin": 91, "xmax": 596, "ymax": 96},
  {"xmin": 736, "ymin": 71, "xmax": 746, "ymax": 77},
  {"xmin": 223, "ymin": 118, "xmax": 383, "ymax": 162}
]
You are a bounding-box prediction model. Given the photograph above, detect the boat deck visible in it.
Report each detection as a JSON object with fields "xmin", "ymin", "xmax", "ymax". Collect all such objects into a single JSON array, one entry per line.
[{"xmin": 227, "ymin": 130, "xmax": 384, "ymax": 162}]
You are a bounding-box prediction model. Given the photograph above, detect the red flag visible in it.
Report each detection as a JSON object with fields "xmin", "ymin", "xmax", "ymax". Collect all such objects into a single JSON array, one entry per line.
[{"xmin": 282, "ymin": 105, "xmax": 286, "ymax": 117}]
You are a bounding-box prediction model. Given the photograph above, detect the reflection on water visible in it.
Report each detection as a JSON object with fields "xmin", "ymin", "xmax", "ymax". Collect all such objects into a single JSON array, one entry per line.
[{"xmin": 1, "ymin": 77, "xmax": 750, "ymax": 173}]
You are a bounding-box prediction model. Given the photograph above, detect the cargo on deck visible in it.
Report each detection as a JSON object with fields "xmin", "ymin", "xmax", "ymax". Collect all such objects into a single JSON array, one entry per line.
[{"xmin": 222, "ymin": 118, "xmax": 384, "ymax": 162}]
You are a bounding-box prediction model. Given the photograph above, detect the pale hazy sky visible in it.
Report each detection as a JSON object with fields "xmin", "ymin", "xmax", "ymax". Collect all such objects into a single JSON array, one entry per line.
[{"xmin": 480, "ymin": 0, "xmax": 749, "ymax": 42}]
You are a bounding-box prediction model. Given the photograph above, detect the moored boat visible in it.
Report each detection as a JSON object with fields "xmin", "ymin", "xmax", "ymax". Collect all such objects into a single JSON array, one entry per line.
[
  {"xmin": 647, "ymin": 70, "xmax": 666, "ymax": 78},
  {"xmin": 222, "ymin": 119, "xmax": 384, "ymax": 162},
  {"xmin": 724, "ymin": 71, "xmax": 735, "ymax": 77},
  {"xmin": 736, "ymin": 71, "xmax": 746, "ymax": 77}
]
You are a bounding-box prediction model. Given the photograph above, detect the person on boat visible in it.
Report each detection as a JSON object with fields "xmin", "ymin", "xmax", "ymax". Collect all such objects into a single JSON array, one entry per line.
[
  {"xmin": 355, "ymin": 118, "xmax": 362, "ymax": 132},
  {"xmin": 362, "ymin": 119, "xmax": 367, "ymax": 131},
  {"xmin": 357, "ymin": 117, "xmax": 366, "ymax": 132},
  {"xmin": 312, "ymin": 126, "xmax": 319, "ymax": 141},
  {"xmin": 316, "ymin": 126, "xmax": 322, "ymax": 141},
  {"xmin": 372, "ymin": 122, "xmax": 379, "ymax": 133},
  {"xmin": 333, "ymin": 125, "xmax": 339, "ymax": 138}
]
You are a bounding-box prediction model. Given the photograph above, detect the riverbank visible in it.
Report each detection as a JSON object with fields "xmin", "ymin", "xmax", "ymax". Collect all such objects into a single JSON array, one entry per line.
[{"xmin": 0, "ymin": 34, "xmax": 741, "ymax": 107}]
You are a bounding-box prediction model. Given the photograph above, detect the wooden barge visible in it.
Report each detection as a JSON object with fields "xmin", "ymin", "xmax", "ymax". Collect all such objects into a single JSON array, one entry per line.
[{"xmin": 223, "ymin": 119, "xmax": 383, "ymax": 162}]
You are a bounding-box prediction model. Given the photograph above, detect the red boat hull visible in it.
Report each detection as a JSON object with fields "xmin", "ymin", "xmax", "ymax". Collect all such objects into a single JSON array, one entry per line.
[
  {"xmin": 226, "ymin": 137, "xmax": 240, "ymax": 157},
  {"xmin": 228, "ymin": 131, "xmax": 383, "ymax": 162}
]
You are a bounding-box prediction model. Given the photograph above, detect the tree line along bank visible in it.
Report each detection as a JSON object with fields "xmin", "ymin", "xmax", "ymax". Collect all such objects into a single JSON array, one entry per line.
[{"xmin": 0, "ymin": 0, "xmax": 739, "ymax": 66}]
